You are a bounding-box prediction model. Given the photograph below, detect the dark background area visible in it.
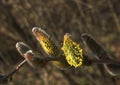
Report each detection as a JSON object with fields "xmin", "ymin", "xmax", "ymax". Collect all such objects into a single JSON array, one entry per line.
[{"xmin": 0, "ymin": 0, "xmax": 120, "ymax": 85}]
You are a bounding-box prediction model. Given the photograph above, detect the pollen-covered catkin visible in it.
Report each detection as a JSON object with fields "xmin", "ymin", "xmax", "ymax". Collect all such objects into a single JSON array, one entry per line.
[
  {"xmin": 62, "ymin": 33, "xmax": 83, "ymax": 67},
  {"xmin": 32, "ymin": 27, "xmax": 60, "ymax": 59}
]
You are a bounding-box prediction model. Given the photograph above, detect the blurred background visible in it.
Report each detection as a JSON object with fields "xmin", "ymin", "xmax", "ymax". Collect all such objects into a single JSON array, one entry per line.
[{"xmin": 0, "ymin": 0, "xmax": 120, "ymax": 85}]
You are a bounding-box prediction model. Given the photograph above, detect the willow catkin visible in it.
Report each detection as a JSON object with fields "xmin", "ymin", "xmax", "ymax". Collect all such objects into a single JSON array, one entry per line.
[
  {"xmin": 62, "ymin": 33, "xmax": 83, "ymax": 68},
  {"xmin": 16, "ymin": 42, "xmax": 46, "ymax": 68},
  {"xmin": 32, "ymin": 27, "xmax": 60, "ymax": 59}
]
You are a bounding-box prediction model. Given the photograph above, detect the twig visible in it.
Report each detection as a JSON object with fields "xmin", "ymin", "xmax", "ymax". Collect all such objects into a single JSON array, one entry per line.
[
  {"xmin": 0, "ymin": 60, "xmax": 27, "ymax": 83},
  {"xmin": 91, "ymin": 59, "xmax": 120, "ymax": 65}
]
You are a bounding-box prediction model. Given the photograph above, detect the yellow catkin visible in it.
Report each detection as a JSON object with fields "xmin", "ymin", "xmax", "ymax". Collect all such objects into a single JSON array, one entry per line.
[
  {"xmin": 61, "ymin": 33, "xmax": 83, "ymax": 67},
  {"xmin": 32, "ymin": 27, "xmax": 60, "ymax": 59}
]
